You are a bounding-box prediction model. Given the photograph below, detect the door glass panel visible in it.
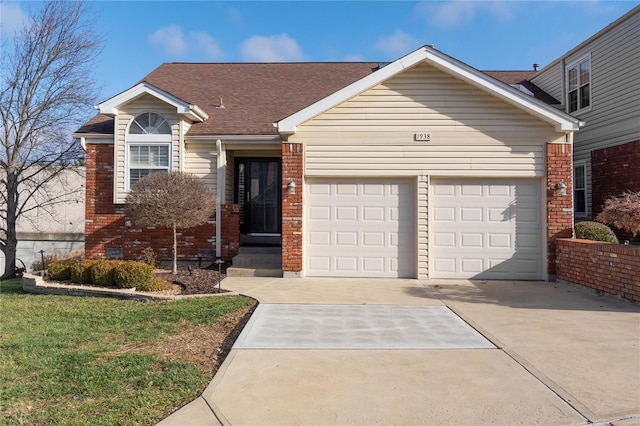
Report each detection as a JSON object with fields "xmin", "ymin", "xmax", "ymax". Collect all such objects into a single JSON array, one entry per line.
[{"xmin": 236, "ymin": 159, "xmax": 280, "ymax": 234}]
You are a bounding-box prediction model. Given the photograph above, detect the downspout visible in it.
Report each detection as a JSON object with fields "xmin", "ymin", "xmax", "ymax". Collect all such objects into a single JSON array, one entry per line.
[{"xmin": 215, "ymin": 139, "xmax": 225, "ymax": 258}]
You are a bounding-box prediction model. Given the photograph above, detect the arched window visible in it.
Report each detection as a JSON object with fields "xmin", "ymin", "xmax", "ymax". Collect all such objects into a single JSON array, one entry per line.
[
  {"xmin": 128, "ymin": 112, "xmax": 171, "ymax": 135},
  {"xmin": 125, "ymin": 113, "xmax": 172, "ymax": 190}
]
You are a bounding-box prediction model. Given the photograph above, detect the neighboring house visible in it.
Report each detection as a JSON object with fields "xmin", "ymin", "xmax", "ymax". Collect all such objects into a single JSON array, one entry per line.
[
  {"xmin": 530, "ymin": 6, "xmax": 640, "ymax": 222},
  {"xmin": 0, "ymin": 168, "xmax": 85, "ymax": 272},
  {"xmin": 74, "ymin": 46, "xmax": 581, "ymax": 281}
]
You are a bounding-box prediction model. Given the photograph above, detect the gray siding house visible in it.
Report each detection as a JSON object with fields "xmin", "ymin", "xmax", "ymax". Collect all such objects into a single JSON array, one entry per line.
[{"xmin": 531, "ymin": 6, "xmax": 640, "ymax": 221}]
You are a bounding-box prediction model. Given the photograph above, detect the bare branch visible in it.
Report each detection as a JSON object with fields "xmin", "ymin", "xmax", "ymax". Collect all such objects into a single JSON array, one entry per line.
[
  {"xmin": 126, "ymin": 172, "xmax": 216, "ymax": 274},
  {"xmin": 0, "ymin": 1, "xmax": 102, "ymax": 278}
]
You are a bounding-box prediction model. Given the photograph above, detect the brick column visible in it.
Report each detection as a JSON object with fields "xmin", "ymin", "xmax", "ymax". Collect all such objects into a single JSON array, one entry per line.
[
  {"xmin": 282, "ymin": 142, "xmax": 303, "ymax": 277},
  {"xmin": 546, "ymin": 143, "xmax": 574, "ymax": 277}
]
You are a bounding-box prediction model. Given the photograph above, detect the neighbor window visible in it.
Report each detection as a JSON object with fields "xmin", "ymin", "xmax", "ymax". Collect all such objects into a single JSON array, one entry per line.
[
  {"xmin": 574, "ymin": 163, "xmax": 587, "ymax": 217},
  {"xmin": 566, "ymin": 55, "xmax": 591, "ymax": 113},
  {"xmin": 126, "ymin": 113, "xmax": 171, "ymax": 190}
]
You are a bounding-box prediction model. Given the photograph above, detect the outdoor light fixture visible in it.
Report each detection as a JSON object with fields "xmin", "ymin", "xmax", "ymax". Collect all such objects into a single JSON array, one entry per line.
[
  {"xmin": 556, "ymin": 180, "xmax": 567, "ymax": 196},
  {"xmin": 287, "ymin": 181, "xmax": 296, "ymax": 195}
]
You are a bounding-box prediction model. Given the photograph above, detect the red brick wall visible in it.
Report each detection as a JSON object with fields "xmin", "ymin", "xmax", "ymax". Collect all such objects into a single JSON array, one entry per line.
[
  {"xmin": 591, "ymin": 140, "xmax": 640, "ymax": 241},
  {"xmin": 546, "ymin": 143, "xmax": 574, "ymax": 276},
  {"xmin": 84, "ymin": 143, "xmax": 240, "ymax": 262},
  {"xmin": 557, "ymin": 238, "xmax": 640, "ymax": 302},
  {"xmin": 281, "ymin": 142, "xmax": 303, "ymax": 274}
]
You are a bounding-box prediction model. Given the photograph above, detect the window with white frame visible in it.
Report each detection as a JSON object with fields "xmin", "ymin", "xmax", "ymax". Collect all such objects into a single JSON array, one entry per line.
[
  {"xmin": 126, "ymin": 113, "xmax": 171, "ymax": 190},
  {"xmin": 574, "ymin": 162, "xmax": 587, "ymax": 217},
  {"xmin": 566, "ymin": 55, "xmax": 591, "ymax": 113}
]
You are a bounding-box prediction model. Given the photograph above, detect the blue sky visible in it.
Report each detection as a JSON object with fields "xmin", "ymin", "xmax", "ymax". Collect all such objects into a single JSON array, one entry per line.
[{"xmin": 1, "ymin": 1, "xmax": 637, "ymax": 103}]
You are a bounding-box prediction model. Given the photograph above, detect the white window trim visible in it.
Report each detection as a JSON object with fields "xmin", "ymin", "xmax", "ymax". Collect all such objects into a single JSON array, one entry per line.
[
  {"xmin": 574, "ymin": 161, "xmax": 588, "ymax": 218},
  {"xmin": 565, "ymin": 53, "xmax": 592, "ymax": 114},
  {"xmin": 124, "ymin": 114, "xmax": 173, "ymax": 192}
]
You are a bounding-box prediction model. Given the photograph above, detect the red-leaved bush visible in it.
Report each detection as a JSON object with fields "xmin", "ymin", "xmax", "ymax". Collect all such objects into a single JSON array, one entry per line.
[{"xmin": 596, "ymin": 191, "xmax": 640, "ymax": 237}]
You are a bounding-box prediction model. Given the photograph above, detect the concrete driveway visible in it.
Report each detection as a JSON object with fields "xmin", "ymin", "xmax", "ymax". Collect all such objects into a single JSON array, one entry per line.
[{"xmin": 159, "ymin": 278, "xmax": 640, "ymax": 425}]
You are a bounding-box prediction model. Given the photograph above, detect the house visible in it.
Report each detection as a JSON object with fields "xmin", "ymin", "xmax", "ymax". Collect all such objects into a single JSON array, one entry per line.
[
  {"xmin": 0, "ymin": 168, "xmax": 85, "ymax": 273},
  {"xmin": 74, "ymin": 46, "xmax": 581, "ymax": 281},
  {"xmin": 529, "ymin": 6, "xmax": 640, "ymax": 223}
]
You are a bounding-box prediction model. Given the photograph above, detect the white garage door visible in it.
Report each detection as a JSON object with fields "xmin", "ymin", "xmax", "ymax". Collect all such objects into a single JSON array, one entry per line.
[
  {"xmin": 306, "ymin": 179, "xmax": 415, "ymax": 278},
  {"xmin": 430, "ymin": 179, "xmax": 542, "ymax": 280}
]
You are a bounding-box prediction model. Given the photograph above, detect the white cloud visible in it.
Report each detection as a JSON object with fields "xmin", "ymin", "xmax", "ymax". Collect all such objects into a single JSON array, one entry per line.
[
  {"xmin": 149, "ymin": 25, "xmax": 188, "ymax": 56},
  {"xmin": 416, "ymin": 1, "xmax": 516, "ymax": 28},
  {"xmin": 192, "ymin": 32, "xmax": 222, "ymax": 59},
  {"xmin": 0, "ymin": 2, "xmax": 29, "ymax": 39},
  {"xmin": 149, "ymin": 25, "xmax": 223, "ymax": 59},
  {"xmin": 374, "ymin": 30, "xmax": 419, "ymax": 58},
  {"xmin": 241, "ymin": 34, "xmax": 303, "ymax": 62}
]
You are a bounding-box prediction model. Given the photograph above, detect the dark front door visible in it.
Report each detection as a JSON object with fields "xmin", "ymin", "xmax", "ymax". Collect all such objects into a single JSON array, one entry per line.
[{"xmin": 235, "ymin": 158, "xmax": 281, "ymax": 235}]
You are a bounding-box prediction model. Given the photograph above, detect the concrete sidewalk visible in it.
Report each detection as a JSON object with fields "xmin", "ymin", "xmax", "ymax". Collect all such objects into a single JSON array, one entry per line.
[{"xmin": 159, "ymin": 278, "xmax": 640, "ymax": 425}]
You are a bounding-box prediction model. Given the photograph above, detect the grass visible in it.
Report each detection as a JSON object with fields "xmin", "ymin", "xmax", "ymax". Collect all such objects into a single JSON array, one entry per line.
[{"xmin": 0, "ymin": 278, "xmax": 255, "ymax": 425}]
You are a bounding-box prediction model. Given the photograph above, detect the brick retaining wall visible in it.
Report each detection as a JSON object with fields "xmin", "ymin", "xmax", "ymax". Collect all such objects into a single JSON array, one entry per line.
[{"xmin": 556, "ymin": 238, "xmax": 640, "ymax": 302}]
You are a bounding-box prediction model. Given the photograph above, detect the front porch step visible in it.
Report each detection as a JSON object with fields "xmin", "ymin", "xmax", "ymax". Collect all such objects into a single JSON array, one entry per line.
[
  {"xmin": 231, "ymin": 252, "xmax": 282, "ymax": 268},
  {"xmin": 226, "ymin": 267, "xmax": 283, "ymax": 278},
  {"xmin": 227, "ymin": 247, "xmax": 282, "ymax": 277}
]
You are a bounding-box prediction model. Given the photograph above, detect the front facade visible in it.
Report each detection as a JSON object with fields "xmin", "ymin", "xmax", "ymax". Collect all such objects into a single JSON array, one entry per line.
[
  {"xmin": 76, "ymin": 46, "xmax": 580, "ymax": 280},
  {"xmin": 531, "ymin": 6, "xmax": 640, "ymax": 222}
]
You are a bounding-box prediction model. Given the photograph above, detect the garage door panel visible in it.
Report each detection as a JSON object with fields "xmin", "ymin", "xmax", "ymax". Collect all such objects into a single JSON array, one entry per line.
[
  {"xmin": 431, "ymin": 179, "xmax": 542, "ymax": 280},
  {"xmin": 307, "ymin": 179, "xmax": 415, "ymax": 278}
]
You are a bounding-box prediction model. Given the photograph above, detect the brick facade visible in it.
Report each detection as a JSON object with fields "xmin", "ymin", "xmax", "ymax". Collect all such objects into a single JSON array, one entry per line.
[
  {"xmin": 557, "ymin": 238, "xmax": 640, "ymax": 302},
  {"xmin": 84, "ymin": 143, "xmax": 240, "ymax": 263},
  {"xmin": 546, "ymin": 143, "xmax": 574, "ymax": 276},
  {"xmin": 591, "ymin": 140, "xmax": 640, "ymax": 241},
  {"xmin": 281, "ymin": 142, "xmax": 303, "ymax": 275}
]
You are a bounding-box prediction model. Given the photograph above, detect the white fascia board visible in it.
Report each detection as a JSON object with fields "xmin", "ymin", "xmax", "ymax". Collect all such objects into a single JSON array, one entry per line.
[
  {"xmin": 278, "ymin": 45, "xmax": 581, "ymax": 134},
  {"xmin": 97, "ymin": 82, "xmax": 209, "ymax": 122}
]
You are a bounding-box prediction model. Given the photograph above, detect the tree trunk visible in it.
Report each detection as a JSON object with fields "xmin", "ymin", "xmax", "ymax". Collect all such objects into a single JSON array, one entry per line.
[
  {"xmin": 2, "ymin": 172, "xmax": 19, "ymax": 279},
  {"xmin": 172, "ymin": 223, "xmax": 177, "ymax": 274}
]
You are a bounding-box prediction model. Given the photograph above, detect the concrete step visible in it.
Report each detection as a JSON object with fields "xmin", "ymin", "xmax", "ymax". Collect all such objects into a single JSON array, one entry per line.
[
  {"xmin": 226, "ymin": 267, "xmax": 283, "ymax": 278},
  {"xmin": 238, "ymin": 246, "xmax": 282, "ymax": 255},
  {"xmin": 232, "ymin": 253, "xmax": 282, "ymax": 268}
]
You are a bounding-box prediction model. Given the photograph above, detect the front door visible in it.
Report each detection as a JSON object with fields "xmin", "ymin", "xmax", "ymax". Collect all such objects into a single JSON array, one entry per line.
[{"xmin": 235, "ymin": 158, "xmax": 281, "ymax": 236}]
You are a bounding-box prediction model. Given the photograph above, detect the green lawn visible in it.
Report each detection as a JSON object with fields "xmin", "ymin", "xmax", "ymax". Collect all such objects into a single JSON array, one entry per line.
[{"xmin": 0, "ymin": 278, "xmax": 255, "ymax": 425}]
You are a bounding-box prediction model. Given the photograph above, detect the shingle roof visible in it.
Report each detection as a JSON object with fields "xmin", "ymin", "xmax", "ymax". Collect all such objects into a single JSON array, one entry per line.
[
  {"xmin": 76, "ymin": 63, "xmax": 559, "ymax": 135},
  {"xmin": 484, "ymin": 71, "xmax": 560, "ymax": 105}
]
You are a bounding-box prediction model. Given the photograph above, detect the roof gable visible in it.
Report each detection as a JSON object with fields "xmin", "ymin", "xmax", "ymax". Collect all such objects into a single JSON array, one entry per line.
[
  {"xmin": 97, "ymin": 82, "xmax": 209, "ymax": 122},
  {"xmin": 278, "ymin": 46, "xmax": 581, "ymax": 134}
]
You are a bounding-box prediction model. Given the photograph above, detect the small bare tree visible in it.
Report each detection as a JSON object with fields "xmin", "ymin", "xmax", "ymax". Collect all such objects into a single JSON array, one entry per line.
[
  {"xmin": 596, "ymin": 191, "xmax": 640, "ymax": 237},
  {"xmin": 0, "ymin": 1, "xmax": 101, "ymax": 278},
  {"xmin": 125, "ymin": 172, "xmax": 216, "ymax": 274}
]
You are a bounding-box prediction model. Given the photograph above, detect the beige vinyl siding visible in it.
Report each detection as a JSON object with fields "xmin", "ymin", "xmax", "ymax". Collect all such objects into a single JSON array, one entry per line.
[
  {"xmin": 184, "ymin": 144, "xmax": 216, "ymax": 188},
  {"xmin": 295, "ymin": 62, "xmax": 561, "ymax": 178},
  {"xmin": 295, "ymin": 62, "xmax": 563, "ymax": 279},
  {"xmin": 114, "ymin": 94, "xmax": 186, "ymax": 203}
]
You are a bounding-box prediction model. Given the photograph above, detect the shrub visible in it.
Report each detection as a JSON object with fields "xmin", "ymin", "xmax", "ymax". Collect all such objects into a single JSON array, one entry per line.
[
  {"xmin": 136, "ymin": 247, "xmax": 159, "ymax": 267},
  {"xmin": 90, "ymin": 260, "xmax": 118, "ymax": 287},
  {"xmin": 70, "ymin": 260, "xmax": 97, "ymax": 284},
  {"xmin": 32, "ymin": 249, "xmax": 84, "ymax": 271},
  {"xmin": 596, "ymin": 191, "xmax": 640, "ymax": 237},
  {"xmin": 47, "ymin": 260, "xmax": 75, "ymax": 281},
  {"xmin": 575, "ymin": 221, "xmax": 619, "ymax": 244},
  {"xmin": 113, "ymin": 261, "xmax": 155, "ymax": 289},
  {"xmin": 136, "ymin": 276, "xmax": 168, "ymax": 293}
]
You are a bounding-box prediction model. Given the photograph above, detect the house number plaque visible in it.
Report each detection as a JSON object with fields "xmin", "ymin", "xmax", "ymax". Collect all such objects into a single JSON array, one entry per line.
[{"xmin": 414, "ymin": 132, "xmax": 431, "ymax": 141}]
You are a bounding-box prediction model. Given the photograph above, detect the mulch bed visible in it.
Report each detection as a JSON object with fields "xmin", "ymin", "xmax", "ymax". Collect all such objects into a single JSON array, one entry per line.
[{"xmin": 157, "ymin": 267, "xmax": 228, "ymax": 295}]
